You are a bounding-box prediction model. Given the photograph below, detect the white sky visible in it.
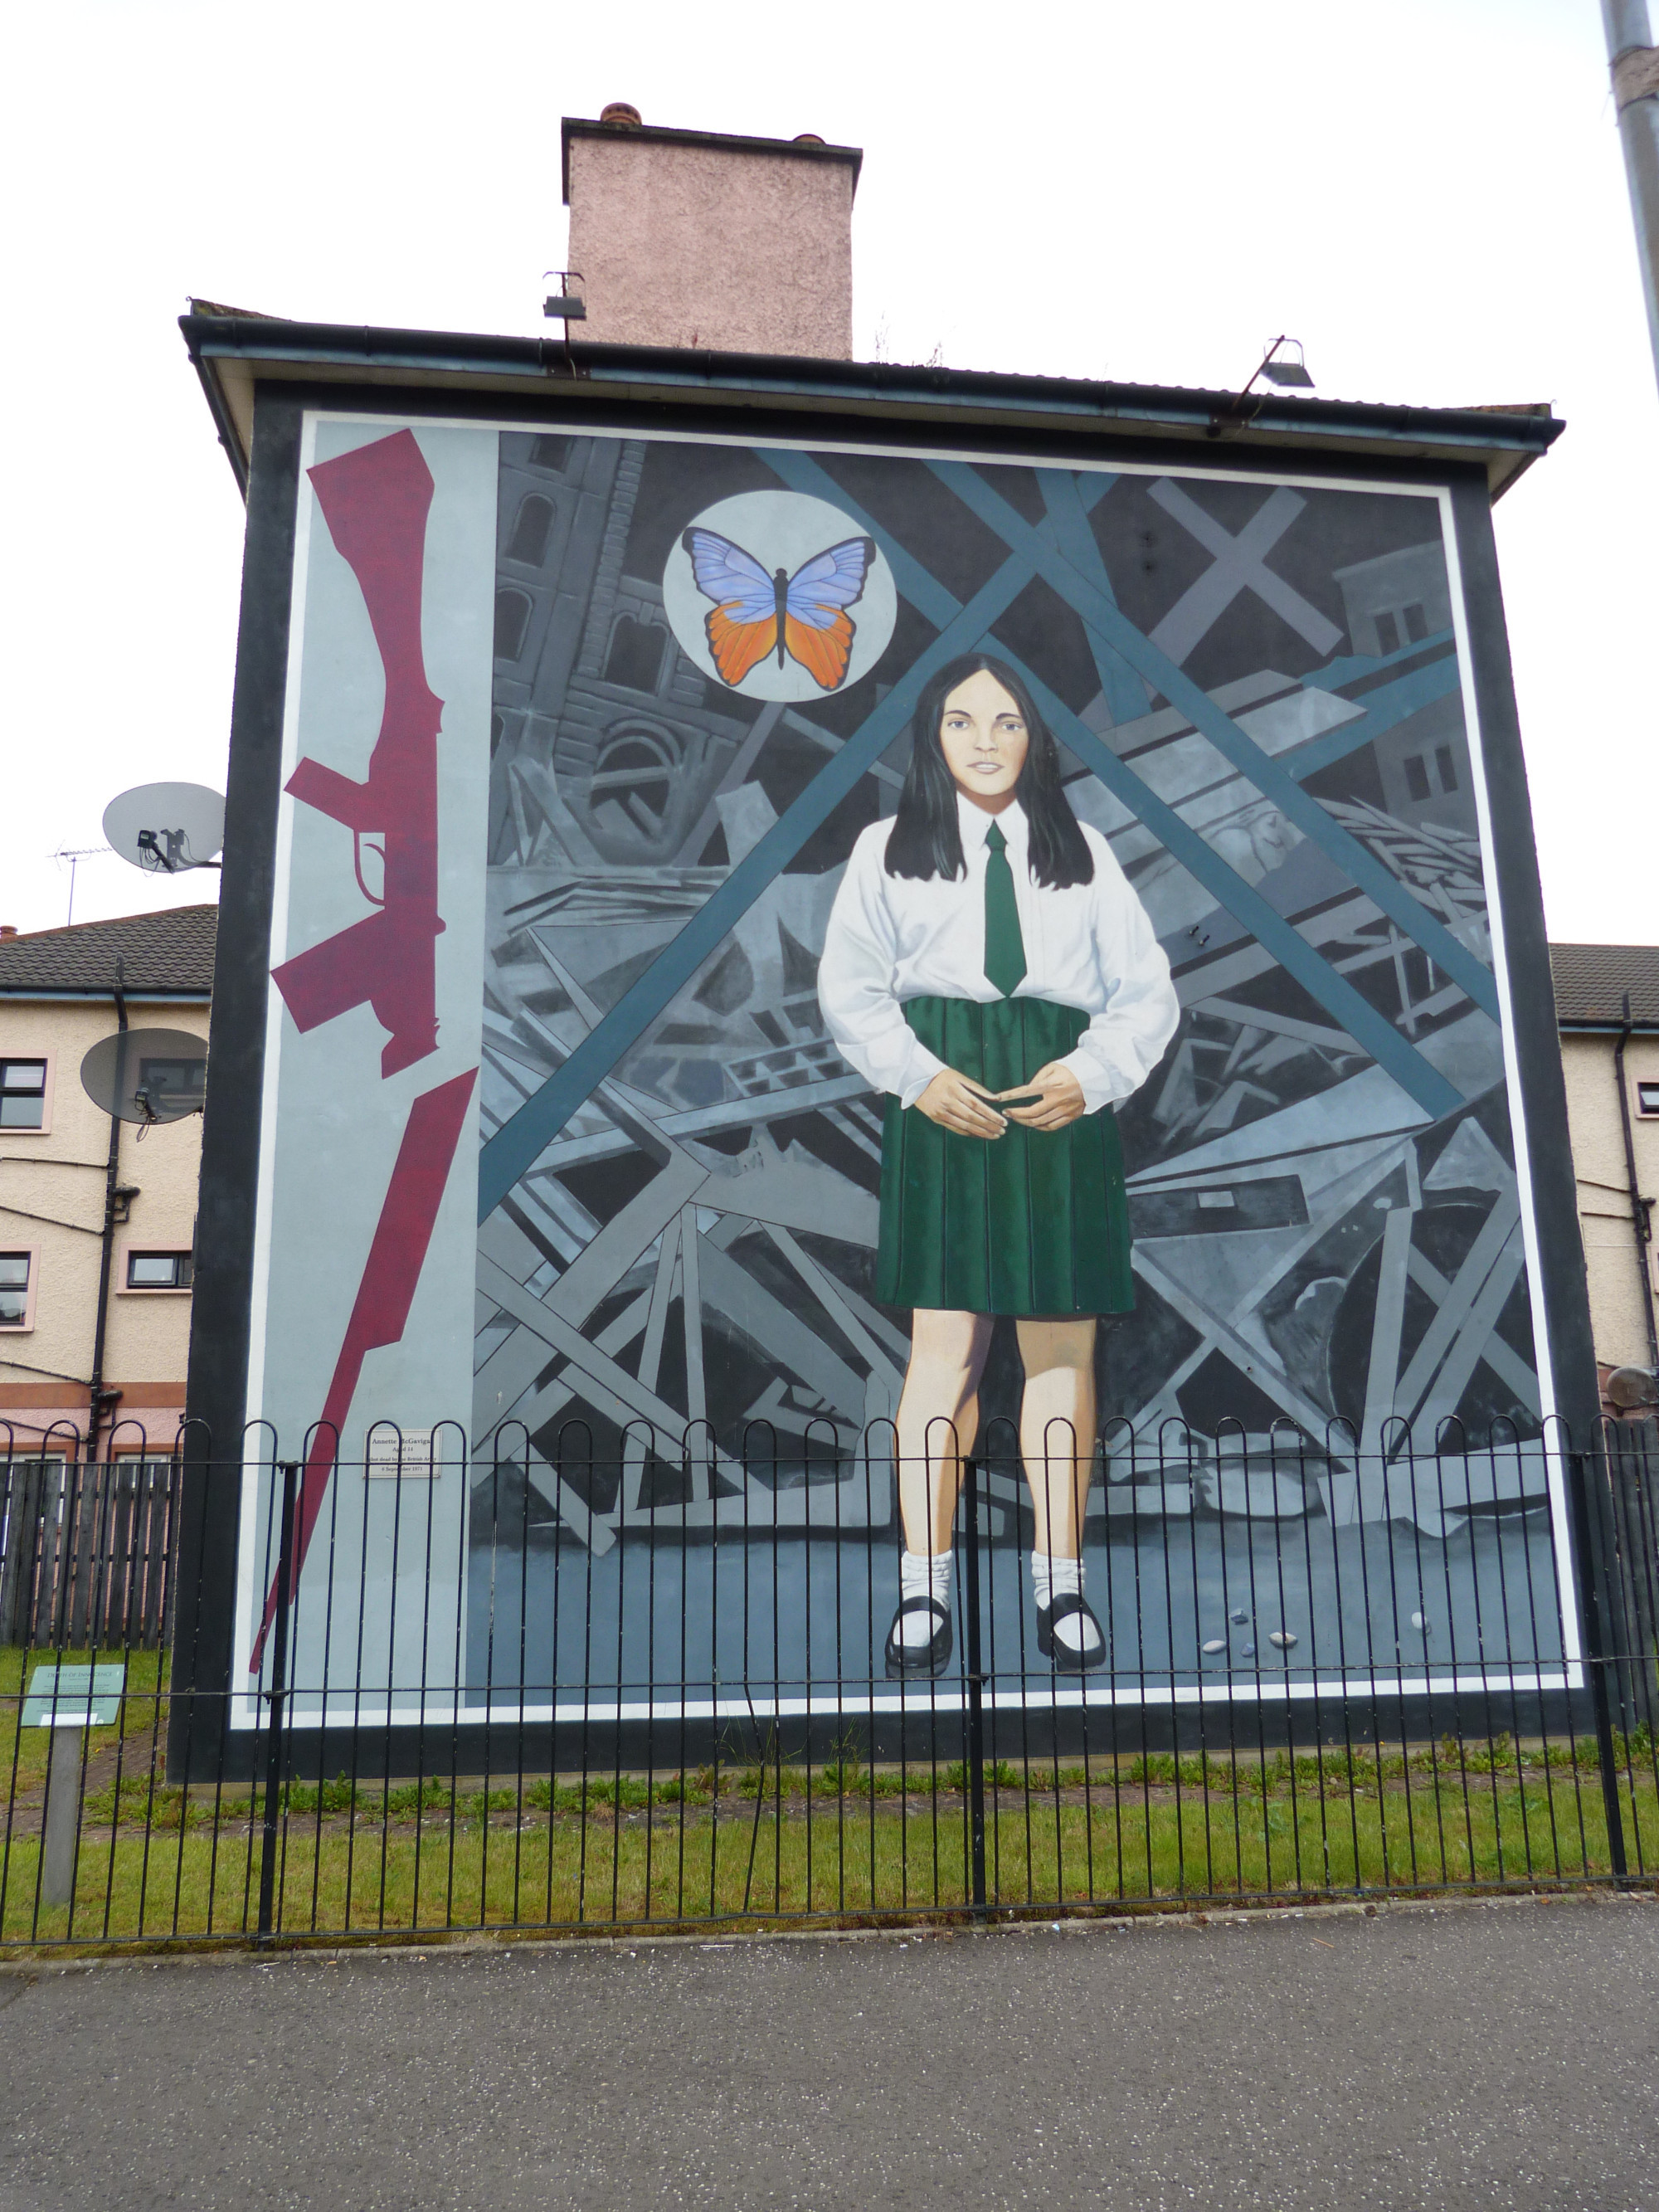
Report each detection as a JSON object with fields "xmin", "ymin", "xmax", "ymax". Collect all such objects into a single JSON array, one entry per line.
[{"xmin": 3, "ymin": 0, "xmax": 1655, "ymax": 943}]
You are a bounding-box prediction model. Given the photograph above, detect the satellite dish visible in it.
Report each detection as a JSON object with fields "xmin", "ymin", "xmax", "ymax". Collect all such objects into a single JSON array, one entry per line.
[
  {"xmin": 103, "ymin": 783, "xmax": 226, "ymax": 875},
  {"xmin": 1607, "ymin": 1366, "xmax": 1659, "ymax": 1412},
  {"xmin": 80, "ymin": 1029, "xmax": 207, "ymax": 1126}
]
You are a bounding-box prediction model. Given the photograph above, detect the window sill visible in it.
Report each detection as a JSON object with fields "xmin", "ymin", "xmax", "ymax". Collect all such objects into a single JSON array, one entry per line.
[{"xmin": 116, "ymin": 1286, "xmax": 194, "ymax": 1297}]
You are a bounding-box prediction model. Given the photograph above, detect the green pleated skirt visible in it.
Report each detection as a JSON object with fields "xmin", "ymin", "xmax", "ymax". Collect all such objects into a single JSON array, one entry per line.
[{"xmin": 875, "ymin": 995, "xmax": 1134, "ymax": 1318}]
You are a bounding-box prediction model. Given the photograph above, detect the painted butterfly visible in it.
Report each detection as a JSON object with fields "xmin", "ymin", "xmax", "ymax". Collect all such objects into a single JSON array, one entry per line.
[{"xmin": 682, "ymin": 527, "xmax": 877, "ymax": 691}]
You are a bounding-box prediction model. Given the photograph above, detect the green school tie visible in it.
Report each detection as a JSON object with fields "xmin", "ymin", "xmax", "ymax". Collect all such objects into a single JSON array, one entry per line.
[{"xmin": 981, "ymin": 821, "xmax": 1028, "ymax": 998}]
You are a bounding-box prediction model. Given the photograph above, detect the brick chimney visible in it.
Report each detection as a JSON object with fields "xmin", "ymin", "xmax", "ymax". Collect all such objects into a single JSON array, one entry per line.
[{"xmin": 561, "ymin": 108, "xmax": 861, "ymax": 359}]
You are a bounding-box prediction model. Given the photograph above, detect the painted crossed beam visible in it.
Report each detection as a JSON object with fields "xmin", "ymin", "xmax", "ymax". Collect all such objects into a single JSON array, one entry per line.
[
  {"xmin": 769, "ymin": 451, "xmax": 1477, "ymax": 1117},
  {"xmin": 927, "ymin": 459, "xmax": 1498, "ymax": 1024},
  {"xmin": 476, "ymin": 475, "xmax": 1119, "ymax": 1218},
  {"xmin": 478, "ymin": 456, "xmax": 1482, "ymax": 1220}
]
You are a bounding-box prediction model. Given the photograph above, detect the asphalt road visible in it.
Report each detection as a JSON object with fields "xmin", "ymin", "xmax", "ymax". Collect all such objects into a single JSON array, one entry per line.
[{"xmin": 2, "ymin": 1893, "xmax": 1657, "ymax": 2210}]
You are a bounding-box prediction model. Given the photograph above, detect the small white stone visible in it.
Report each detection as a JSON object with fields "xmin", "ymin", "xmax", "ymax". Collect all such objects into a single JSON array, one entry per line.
[
  {"xmin": 1202, "ymin": 1638, "xmax": 1227, "ymax": 1654},
  {"xmin": 1268, "ymin": 1630, "xmax": 1297, "ymax": 1649},
  {"xmin": 1229, "ymin": 1609, "xmax": 1249, "ymax": 1625},
  {"xmin": 1410, "ymin": 1610, "xmax": 1428, "ymax": 1631}
]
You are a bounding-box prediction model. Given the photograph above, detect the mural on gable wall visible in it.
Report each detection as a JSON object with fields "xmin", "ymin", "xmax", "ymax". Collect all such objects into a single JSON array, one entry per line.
[
  {"xmin": 469, "ymin": 426, "xmax": 1569, "ymax": 1713},
  {"xmin": 238, "ymin": 415, "xmax": 1576, "ymax": 1727}
]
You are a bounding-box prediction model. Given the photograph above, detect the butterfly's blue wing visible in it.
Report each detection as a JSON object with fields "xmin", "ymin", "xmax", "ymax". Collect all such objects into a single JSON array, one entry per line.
[
  {"xmin": 783, "ymin": 537, "xmax": 876, "ymax": 629},
  {"xmin": 682, "ymin": 529, "xmax": 778, "ymax": 622}
]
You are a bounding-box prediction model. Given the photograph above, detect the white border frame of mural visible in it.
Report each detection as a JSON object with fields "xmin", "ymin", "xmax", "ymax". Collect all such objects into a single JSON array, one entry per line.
[{"xmin": 229, "ymin": 407, "xmax": 1579, "ymax": 1727}]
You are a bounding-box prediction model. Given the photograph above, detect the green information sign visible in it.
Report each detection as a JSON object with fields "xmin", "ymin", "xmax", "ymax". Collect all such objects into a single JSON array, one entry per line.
[{"xmin": 20, "ymin": 1664, "xmax": 126, "ymax": 1729}]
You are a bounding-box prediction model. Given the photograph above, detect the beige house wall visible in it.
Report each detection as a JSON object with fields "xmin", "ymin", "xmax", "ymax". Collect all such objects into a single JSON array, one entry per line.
[
  {"xmin": 1, "ymin": 996, "xmax": 207, "ymax": 1450},
  {"xmin": 1559, "ymin": 1030, "xmax": 1659, "ymax": 1378}
]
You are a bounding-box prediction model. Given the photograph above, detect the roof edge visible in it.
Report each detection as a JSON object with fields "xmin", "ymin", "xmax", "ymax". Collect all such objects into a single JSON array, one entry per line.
[
  {"xmin": 180, "ymin": 314, "xmax": 1564, "ymax": 501},
  {"xmin": 0, "ymin": 987, "xmax": 212, "ymax": 1003}
]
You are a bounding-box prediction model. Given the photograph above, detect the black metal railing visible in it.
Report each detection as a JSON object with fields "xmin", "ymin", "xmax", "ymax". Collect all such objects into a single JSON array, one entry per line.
[{"xmin": 2, "ymin": 1411, "xmax": 1656, "ymax": 1951}]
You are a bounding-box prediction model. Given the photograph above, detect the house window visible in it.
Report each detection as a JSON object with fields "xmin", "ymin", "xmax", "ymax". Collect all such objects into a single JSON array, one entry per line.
[
  {"xmin": 1404, "ymin": 753, "xmax": 1432, "ymax": 802},
  {"xmin": 1403, "ymin": 603, "xmax": 1429, "ymax": 644},
  {"xmin": 1637, "ymin": 1082, "xmax": 1659, "ymax": 1118},
  {"xmin": 126, "ymin": 1250, "xmax": 194, "ymax": 1291},
  {"xmin": 494, "ymin": 589, "xmax": 532, "ymax": 660},
  {"xmin": 529, "ymin": 435, "xmax": 571, "ymax": 473},
  {"xmin": 1435, "ymin": 744, "xmax": 1459, "ymax": 792},
  {"xmin": 505, "ymin": 494, "xmax": 554, "ymax": 567},
  {"xmin": 0, "ymin": 1252, "xmax": 32, "ymax": 1329},
  {"xmin": 0, "ymin": 1060, "xmax": 46, "ymax": 1129},
  {"xmin": 1374, "ymin": 610, "xmax": 1401, "ymax": 655},
  {"xmin": 137, "ymin": 1055, "xmax": 205, "ymax": 1116}
]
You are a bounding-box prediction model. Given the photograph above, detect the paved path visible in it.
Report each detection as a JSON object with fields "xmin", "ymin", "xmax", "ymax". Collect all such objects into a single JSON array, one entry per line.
[{"xmin": 2, "ymin": 1894, "xmax": 1657, "ymax": 2210}]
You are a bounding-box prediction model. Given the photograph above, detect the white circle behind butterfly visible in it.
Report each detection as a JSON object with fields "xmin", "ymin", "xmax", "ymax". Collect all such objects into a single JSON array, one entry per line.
[{"xmin": 662, "ymin": 489, "xmax": 898, "ymax": 703}]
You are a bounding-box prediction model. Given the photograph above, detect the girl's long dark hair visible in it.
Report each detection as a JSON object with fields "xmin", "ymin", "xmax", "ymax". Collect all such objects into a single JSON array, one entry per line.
[{"xmin": 883, "ymin": 654, "xmax": 1094, "ymax": 888}]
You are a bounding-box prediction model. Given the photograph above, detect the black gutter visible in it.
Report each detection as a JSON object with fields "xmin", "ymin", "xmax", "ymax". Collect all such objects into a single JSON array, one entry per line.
[
  {"xmin": 180, "ymin": 314, "xmax": 1564, "ymax": 485},
  {"xmin": 86, "ymin": 965, "xmax": 129, "ymax": 1461},
  {"xmin": 1614, "ymin": 990, "xmax": 1659, "ymax": 1375},
  {"xmin": 187, "ymin": 335, "xmax": 251, "ymax": 499}
]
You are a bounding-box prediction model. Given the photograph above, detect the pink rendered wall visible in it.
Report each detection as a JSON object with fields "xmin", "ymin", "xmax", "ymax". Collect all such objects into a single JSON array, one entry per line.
[{"xmin": 567, "ymin": 135, "xmax": 854, "ymax": 359}]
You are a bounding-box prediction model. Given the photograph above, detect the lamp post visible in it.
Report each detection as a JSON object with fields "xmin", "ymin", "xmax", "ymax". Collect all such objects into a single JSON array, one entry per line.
[{"xmin": 1604, "ymin": 0, "xmax": 1659, "ymax": 394}]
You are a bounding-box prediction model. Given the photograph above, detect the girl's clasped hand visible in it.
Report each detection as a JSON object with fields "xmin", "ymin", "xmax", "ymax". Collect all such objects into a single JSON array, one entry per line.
[{"xmin": 916, "ymin": 1061, "xmax": 1087, "ymax": 1136}]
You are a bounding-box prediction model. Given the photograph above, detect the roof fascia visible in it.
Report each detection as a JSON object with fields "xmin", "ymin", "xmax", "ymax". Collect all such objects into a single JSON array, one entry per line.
[{"xmin": 182, "ymin": 315, "xmax": 1562, "ymax": 504}]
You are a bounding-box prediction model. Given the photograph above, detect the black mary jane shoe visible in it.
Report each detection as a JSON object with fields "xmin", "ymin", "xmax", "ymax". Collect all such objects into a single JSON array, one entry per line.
[
  {"xmin": 1036, "ymin": 1592, "xmax": 1107, "ymax": 1675},
  {"xmin": 884, "ymin": 1596, "xmax": 954, "ymax": 1681}
]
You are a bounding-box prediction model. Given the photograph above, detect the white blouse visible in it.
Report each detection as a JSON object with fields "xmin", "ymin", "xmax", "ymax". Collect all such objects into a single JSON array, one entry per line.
[{"xmin": 818, "ymin": 796, "xmax": 1180, "ymax": 1114}]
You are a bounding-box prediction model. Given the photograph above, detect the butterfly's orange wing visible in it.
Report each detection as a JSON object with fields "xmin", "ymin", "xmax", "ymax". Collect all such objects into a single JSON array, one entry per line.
[
  {"xmin": 706, "ymin": 603, "xmax": 778, "ymax": 687},
  {"xmin": 783, "ymin": 609, "xmax": 855, "ymax": 691}
]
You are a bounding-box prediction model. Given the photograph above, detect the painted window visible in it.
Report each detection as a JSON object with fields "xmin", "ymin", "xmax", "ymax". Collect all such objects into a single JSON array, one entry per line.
[
  {"xmin": 1434, "ymin": 745, "xmax": 1459, "ymax": 792},
  {"xmin": 0, "ymin": 1251, "xmax": 32, "ymax": 1328},
  {"xmin": 1403, "ymin": 602, "xmax": 1429, "ymax": 644},
  {"xmin": 0, "ymin": 1060, "xmax": 46, "ymax": 1129},
  {"xmin": 494, "ymin": 589, "xmax": 532, "ymax": 660},
  {"xmin": 1374, "ymin": 610, "xmax": 1400, "ymax": 655},
  {"xmin": 604, "ymin": 616, "xmax": 665, "ymax": 694},
  {"xmin": 1404, "ymin": 753, "xmax": 1432, "ymax": 802},
  {"xmin": 529, "ymin": 436, "xmax": 571, "ymax": 472},
  {"xmin": 126, "ymin": 1250, "xmax": 194, "ymax": 1291},
  {"xmin": 505, "ymin": 495, "xmax": 554, "ymax": 567}
]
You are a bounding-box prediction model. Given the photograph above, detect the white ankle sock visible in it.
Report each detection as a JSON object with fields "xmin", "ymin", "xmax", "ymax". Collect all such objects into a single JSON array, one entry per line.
[
  {"xmin": 1031, "ymin": 1552, "xmax": 1102, "ymax": 1656},
  {"xmin": 898, "ymin": 1551, "xmax": 951, "ymax": 1649}
]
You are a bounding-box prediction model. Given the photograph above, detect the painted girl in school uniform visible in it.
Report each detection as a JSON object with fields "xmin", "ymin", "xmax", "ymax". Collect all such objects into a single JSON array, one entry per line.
[{"xmin": 818, "ymin": 654, "xmax": 1179, "ymax": 1676}]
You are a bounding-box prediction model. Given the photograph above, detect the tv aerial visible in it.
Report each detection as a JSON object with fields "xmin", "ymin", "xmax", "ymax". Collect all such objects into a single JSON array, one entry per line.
[
  {"xmin": 103, "ymin": 783, "xmax": 226, "ymax": 876},
  {"xmin": 79, "ymin": 1027, "xmax": 207, "ymax": 1132}
]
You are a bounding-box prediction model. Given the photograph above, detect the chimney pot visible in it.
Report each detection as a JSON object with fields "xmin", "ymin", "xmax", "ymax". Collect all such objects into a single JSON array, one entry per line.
[
  {"xmin": 600, "ymin": 101, "xmax": 642, "ymax": 129},
  {"xmin": 794, "ymin": 133, "xmax": 826, "ymax": 144},
  {"xmin": 0, "ymin": 925, "xmax": 17, "ymax": 938}
]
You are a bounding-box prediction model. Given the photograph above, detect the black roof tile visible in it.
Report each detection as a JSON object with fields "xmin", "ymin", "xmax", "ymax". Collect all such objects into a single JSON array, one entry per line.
[
  {"xmin": 0, "ymin": 906, "xmax": 216, "ymax": 997},
  {"xmin": 1550, "ymin": 943, "xmax": 1659, "ymax": 1028}
]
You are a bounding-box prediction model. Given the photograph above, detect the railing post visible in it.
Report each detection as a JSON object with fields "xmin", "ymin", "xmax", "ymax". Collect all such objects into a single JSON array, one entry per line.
[
  {"xmin": 1569, "ymin": 1446, "xmax": 1630, "ymax": 1882},
  {"xmin": 255, "ymin": 1459, "xmax": 299, "ymax": 1945},
  {"xmin": 961, "ymin": 1454, "xmax": 988, "ymax": 1919}
]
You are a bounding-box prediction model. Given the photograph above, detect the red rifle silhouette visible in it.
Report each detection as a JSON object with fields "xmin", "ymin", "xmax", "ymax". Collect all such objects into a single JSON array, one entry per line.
[
  {"xmin": 272, "ymin": 429, "xmax": 446, "ymax": 1078},
  {"xmin": 250, "ymin": 1068, "xmax": 477, "ymax": 1673}
]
